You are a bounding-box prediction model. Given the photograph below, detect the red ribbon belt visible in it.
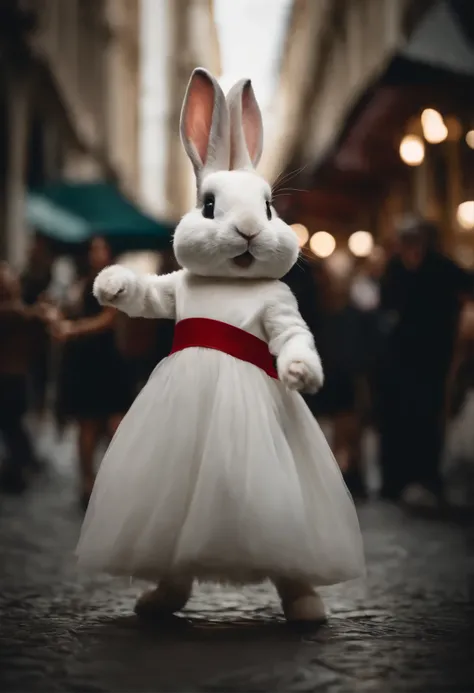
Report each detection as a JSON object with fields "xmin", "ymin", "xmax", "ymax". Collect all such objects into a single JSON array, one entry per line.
[{"xmin": 170, "ymin": 317, "xmax": 278, "ymax": 380}]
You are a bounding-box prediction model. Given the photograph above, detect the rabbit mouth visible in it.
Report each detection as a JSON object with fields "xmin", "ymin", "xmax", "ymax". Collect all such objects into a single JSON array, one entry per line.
[{"xmin": 232, "ymin": 251, "xmax": 254, "ymax": 268}]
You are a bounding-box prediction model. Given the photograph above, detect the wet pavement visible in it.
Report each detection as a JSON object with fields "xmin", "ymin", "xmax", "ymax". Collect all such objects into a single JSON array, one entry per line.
[{"xmin": 0, "ymin": 423, "xmax": 473, "ymax": 692}]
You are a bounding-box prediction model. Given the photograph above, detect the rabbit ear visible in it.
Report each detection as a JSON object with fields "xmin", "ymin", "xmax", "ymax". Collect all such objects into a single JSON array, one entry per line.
[
  {"xmin": 226, "ymin": 79, "xmax": 263, "ymax": 171},
  {"xmin": 180, "ymin": 68, "xmax": 230, "ymax": 181}
]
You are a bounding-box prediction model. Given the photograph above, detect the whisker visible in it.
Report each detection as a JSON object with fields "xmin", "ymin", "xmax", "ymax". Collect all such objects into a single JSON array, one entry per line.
[
  {"xmin": 296, "ymin": 251, "xmax": 307, "ymax": 264},
  {"xmin": 271, "ymin": 171, "xmax": 288, "ymax": 191},
  {"xmin": 272, "ymin": 163, "xmax": 310, "ymax": 191},
  {"xmin": 273, "ymin": 187, "xmax": 309, "ymax": 194},
  {"xmin": 271, "ymin": 193, "xmax": 293, "ymax": 201},
  {"xmin": 271, "ymin": 167, "xmax": 289, "ymax": 190}
]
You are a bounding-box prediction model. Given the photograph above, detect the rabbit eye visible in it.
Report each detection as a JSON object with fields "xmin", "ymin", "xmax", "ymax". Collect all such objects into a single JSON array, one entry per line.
[
  {"xmin": 202, "ymin": 193, "xmax": 215, "ymax": 219},
  {"xmin": 265, "ymin": 200, "xmax": 272, "ymax": 221}
]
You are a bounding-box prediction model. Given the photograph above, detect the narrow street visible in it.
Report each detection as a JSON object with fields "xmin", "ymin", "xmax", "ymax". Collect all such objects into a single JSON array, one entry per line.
[{"xmin": 0, "ymin": 424, "xmax": 472, "ymax": 693}]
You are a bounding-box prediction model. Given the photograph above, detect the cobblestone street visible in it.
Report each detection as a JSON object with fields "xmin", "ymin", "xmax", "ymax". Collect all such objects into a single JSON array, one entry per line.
[{"xmin": 0, "ymin": 425, "xmax": 473, "ymax": 693}]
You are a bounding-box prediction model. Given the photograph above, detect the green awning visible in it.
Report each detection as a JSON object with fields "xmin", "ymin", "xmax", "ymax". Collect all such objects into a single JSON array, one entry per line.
[{"xmin": 26, "ymin": 181, "xmax": 174, "ymax": 249}]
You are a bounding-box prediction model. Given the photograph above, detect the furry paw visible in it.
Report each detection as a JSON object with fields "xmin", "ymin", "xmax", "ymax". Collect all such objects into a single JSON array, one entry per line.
[
  {"xmin": 93, "ymin": 265, "xmax": 135, "ymax": 306},
  {"xmin": 278, "ymin": 353, "xmax": 324, "ymax": 394}
]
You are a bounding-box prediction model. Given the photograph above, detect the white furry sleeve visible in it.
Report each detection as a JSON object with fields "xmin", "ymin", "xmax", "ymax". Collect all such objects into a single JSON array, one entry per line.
[
  {"xmin": 93, "ymin": 266, "xmax": 180, "ymax": 319},
  {"xmin": 263, "ymin": 282, "xmax": 324, "ymax": 393}
]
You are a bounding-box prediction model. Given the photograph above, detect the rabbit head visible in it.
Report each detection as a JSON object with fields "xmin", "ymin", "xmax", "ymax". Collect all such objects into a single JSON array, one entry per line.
[{"xmin": 173, "ymin": 68, "xmax": 299, "ymax": 280}]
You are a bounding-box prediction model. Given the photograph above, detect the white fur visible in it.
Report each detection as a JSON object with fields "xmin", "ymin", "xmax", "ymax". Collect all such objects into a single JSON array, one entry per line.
[
  {"xmin": 93, "ymin": 66, "xmax": 304, "ymax": 344},
  {"xmin": 94, "ymin": 73, "xmax": 315, "ymax": 388},
  {"xmin": 93, "ymin": 266, "xmax": 178, "ymax": 319},
  {"xmin": 180, "ymin": 68, "xmax": 230, "ymax": 184},
  {"xmin": 264, "ymin": 282, "xmax": 324, "ymax": 393},
  {"xmin": 173, "ymin": 170, "xmax": 299, "ymax": 280},
  {"xmin": 94, "ymin": 268, "xmax": 323, "ymax": 394},
  {"xmin": 79, "ymin": 68, "xmax": 365, "ymax": 608},
  {"xmin": 78, "ymin": 270, "xmax": 365, "ymax": 588}
]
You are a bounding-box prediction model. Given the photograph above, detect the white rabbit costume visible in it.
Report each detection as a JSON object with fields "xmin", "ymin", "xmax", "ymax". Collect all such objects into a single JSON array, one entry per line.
[{"xmin": 77, "ymin": 69, "xmax": 365, "ymax": 622}]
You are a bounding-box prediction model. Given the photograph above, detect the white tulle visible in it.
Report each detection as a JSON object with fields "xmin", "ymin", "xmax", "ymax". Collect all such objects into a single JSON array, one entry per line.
[
  {"xmin": 77, "ymin": 347, "xmax": 365, "ymax": 586},
  {"xmin": 78, "ymin": 273, "xmax": 365, "ymax": 586}
]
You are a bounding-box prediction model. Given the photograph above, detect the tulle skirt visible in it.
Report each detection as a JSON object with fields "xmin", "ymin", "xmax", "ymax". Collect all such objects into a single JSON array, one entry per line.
[{"xmin": 76, "ymin": 349, "xmax": 365, "ymax": 586}]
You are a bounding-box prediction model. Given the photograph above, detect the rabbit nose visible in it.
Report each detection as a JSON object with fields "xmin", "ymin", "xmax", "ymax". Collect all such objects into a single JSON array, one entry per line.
[{"xmin": 234, "ymin": 226, "xmax": 260, "ymax": 240}]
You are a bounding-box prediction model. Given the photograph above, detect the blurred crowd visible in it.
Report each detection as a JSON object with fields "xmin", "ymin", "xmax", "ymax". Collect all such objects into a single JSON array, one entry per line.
[
  {"xmin": 0, "ymin": 235, "xmax": 176, "ymax": 507},
  {"xmin": 287, "ymin": 214, "xmax": 474, "ymax": 509},
  {"xmin": 1, "ymin": 215, "xmax": 474, "ymax": 512}
]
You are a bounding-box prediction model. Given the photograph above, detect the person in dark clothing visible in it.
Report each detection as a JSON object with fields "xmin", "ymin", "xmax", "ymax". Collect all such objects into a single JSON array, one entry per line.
[
  {"xmin": 376, "ymin": 216, "xmax": 473, "ymax": 504},
  {"xmin": 21, "ymin": 235, "xmax": 53, "ymax": 305},
  {"xmin": 52, "ymin": 237, "xmax": 134, "ymax": 509},
  {"xmin": 312, "ymin": 255, "xmax": 370, "ymax": 498},
  {"xmin": 21, "ymin": 234, "xmax": 54, "ymax": 418},
  {"xmin": 21, "ymin": 235, "xmax": 53, "ymax": 416},
  {"xmin": 0, "ymin": 263, "xmax": 49, "ymax": 492}
]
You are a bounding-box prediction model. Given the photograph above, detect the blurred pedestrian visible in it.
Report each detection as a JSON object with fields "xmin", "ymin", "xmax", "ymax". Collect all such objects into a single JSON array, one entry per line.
[
  {"xmin": 350, "ymin": 246, "xmax": 389, "ymax": 481},
  {"xmin": 376, "ymin": 215, "xmax": 473, "ymax": 506},
  {"xmin": 350, "ymin": 246, "xmax": 387, "ymax": 313},
  {"xmin": 311, "ymin": 252, "xmax": 369, "ymax": 498},
  {"xmin": 52, "ymin": 237, "xmax": 134, "ymax": 509},
  {"xmin": 0, "ymin": 263, "xmax": 48, "ymax": 492},
  {"xmin": 21, "ymin": 234, "xmax": 54, "ymax": 305},
  {"xmin": 21, "ymin": 234, "xmax": 54, "ymax": 419}
]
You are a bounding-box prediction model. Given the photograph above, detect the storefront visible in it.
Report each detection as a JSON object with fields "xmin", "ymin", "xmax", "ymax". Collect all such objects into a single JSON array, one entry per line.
[{"xmin": 274, "ymin": 0, "xmax": 474, "ymax": 265}]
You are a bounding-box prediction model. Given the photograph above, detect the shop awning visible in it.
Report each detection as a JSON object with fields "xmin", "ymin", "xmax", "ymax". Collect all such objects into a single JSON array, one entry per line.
[
  {"xmin": 402, "ymin": 0, "xmax": 474, "ymax": 76},
  {"xmin": 26, "ymin": 181, "xmax": 175, "ymax": 249}
]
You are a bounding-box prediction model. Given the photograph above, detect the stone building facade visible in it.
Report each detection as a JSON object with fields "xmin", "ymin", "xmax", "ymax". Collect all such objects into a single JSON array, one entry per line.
[
  {"xmin": 139, "ymin": 0, "xmax": 220, "ymax": 221},
  {"xmin": 0, "ymin": 0, "xmax": 141, "ymax": 268}
]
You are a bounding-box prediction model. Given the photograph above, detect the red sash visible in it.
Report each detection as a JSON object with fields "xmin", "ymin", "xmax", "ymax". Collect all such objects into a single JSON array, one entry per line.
[{"xmin": 170, "ymin": 318, "xmax": 278, "ymax": 380}]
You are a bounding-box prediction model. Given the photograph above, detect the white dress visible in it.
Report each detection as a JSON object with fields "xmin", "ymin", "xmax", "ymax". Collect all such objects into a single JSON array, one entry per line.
[{"xmin": 77, "ymin": 271, "xmax": 365, "ymax": 586}]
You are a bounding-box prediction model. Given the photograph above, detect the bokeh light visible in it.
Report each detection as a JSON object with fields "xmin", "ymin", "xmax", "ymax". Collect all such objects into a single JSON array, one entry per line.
[
  {"xmin": 348, "ymin": 230, "xmax": 374, "ymax": 258},
  {"xmin": 457, "ymin": 201, "xmax": 474, "ymax": 230},
  {"xmin": 309, "ymin": 231, "xmax": 336, "ymax": 258},
  {"xmin": 399, "ymin": 135, "xmax": 425, "ymax": 166},
  {"xmin": 290, "ymin": 223, "xmax": 309, "ymax": 248},
  {"xmin": 421, "ymin": 109, "xmax": 448, "ymax": 144}
]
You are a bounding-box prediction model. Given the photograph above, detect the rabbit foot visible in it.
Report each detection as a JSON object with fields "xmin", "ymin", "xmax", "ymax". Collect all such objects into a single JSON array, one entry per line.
[
  {"xmin": 275, "ymin": 578, "xmax": 327, "ymax": 623},
  {"xmin": 134, "ymin": 578, "xmax": 193, "ymax": 619},
  {"xmin": 283, "ymin": 594, "xmax": 327, "ymax": 622}
]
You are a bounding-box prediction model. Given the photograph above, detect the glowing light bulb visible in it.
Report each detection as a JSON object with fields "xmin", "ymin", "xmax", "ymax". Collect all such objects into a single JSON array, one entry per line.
[
  {"xmin": 421, "ymin": 109, "xmax": 448, "ymax": 143},
  {"xmin": 399, "ymin": 135, "xmax": 425, "ymax": 166},
  {"xmin": 424, "ymin": 121, "xmax": 448, "ymax": 144},
  {"xmin": 309, "ymin": 231, "xmax": 336, "ymax": 258},
  {"xmin": 457, "ymin": 201, "xmax": 474, "ymax": 230},
  {"xmin": 348, "ymin": 230, "xmax": 374, "ymax": 258},
  {"xmin": 421, "ymin": 109, "xmax": 443, "ymax": 128},
  {"xmin": 466, "ymin": 130, "xmax": 474, "ymax": 149}
]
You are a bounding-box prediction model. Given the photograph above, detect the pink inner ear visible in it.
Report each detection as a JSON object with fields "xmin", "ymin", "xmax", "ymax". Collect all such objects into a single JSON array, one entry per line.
[
  {"xmin": 184, "ymin": 74, "xmax": 215, "ymax": 166},
  {"xmin": 241, "ymin": 85, "xmax": 261, "ymax": 165}
]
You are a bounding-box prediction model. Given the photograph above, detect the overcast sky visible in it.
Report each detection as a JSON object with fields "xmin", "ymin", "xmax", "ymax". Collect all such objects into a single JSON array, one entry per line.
[{"xmin": 214, "ymin": 0, "xmax": 292, "ymax": 115}]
